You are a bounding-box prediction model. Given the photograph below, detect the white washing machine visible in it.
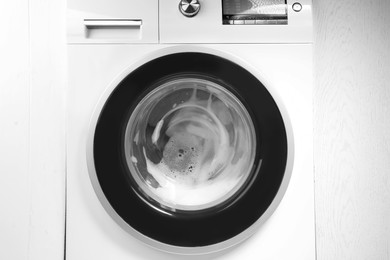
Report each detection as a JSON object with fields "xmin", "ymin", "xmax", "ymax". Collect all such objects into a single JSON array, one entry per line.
[{"xmin": 66, "ymin": 0, "xmax": 314, "ymax": 259}]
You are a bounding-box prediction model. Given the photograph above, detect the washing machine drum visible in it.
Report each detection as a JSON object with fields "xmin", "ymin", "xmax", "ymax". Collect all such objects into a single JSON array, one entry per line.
[{"xmin": 91, "ymin": 52, "xmax": 289, "ymax": 250}]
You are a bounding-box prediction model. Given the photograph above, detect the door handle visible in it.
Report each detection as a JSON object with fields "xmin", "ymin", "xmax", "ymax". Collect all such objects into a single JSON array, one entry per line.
[{"xmin": 84, "ymin": 19, "xmax": 142, "ymax": 28}]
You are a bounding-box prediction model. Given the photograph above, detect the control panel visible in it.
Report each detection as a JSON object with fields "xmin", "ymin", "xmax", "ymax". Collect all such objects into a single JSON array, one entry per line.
[
  {"xmin": 222, "ymin": 0, "xmax": 288, "ymax": 25},
  {"xmin": 160, "ymin": 0, "xmax": 312, "ymax": 43},
  {"xmin": 67, "ymin": 0, "xmax": 312, "ymax": 44}
]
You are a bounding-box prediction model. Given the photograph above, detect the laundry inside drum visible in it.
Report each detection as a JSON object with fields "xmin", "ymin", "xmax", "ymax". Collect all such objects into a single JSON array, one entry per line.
[{"xmin": 124, "ymin": 78, "xmax": 256, "ymax": 212}]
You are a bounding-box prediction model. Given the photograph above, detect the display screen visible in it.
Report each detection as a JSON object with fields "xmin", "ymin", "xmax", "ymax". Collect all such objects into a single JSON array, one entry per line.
[{"xmin": 222, "ymin": 0, "xmax": 287, "ymax": 25}]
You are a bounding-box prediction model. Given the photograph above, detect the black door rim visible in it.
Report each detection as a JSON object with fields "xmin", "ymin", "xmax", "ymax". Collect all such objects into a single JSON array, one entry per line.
[{"xmin": 86, "ymin": 47, "xmax": 294, "ymax": 254}]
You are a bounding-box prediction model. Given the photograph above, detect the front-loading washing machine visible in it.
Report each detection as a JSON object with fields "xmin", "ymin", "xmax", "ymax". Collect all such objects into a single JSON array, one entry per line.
[{"xmin": 66, "ymin": 0, "xmax": 314, "ymax": 259}]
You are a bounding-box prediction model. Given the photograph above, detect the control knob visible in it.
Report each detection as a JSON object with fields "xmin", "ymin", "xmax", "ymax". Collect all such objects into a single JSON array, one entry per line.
[{"xmin": 179, "ymin": 0, "xmax": 201, "ymax": 18}]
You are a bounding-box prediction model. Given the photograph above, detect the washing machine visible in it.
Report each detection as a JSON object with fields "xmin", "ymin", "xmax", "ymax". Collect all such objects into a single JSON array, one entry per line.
[{"xmin": 66, "ymin": 0, "xmax": 314, "ymax": 259}]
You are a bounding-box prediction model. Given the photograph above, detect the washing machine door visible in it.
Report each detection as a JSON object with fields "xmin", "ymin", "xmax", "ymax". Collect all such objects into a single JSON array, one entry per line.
[{"xmin": 88, "ymin": 51, "xmax": 290, "ymax": 254}]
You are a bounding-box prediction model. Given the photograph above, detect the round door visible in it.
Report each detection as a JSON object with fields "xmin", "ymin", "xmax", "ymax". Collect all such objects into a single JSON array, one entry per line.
[{"xmin": 87, "ymin": 49, "xmax": 292, "ymax": 254}]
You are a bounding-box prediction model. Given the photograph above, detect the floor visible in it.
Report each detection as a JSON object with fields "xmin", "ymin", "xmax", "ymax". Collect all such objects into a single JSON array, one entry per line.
[{"xmin": 0, "ymin": 0, "xmax": 389, "ymax": 259}]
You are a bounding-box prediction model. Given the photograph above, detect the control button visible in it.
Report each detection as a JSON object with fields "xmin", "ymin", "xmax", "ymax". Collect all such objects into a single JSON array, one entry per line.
[
  {"xmin": 245, "ymin": 20, "xmax": 255, "ymax": 25},
  {"xmin": 233, "ymin": 20, "xmax": 245, "ymax": 25},
  {"xmin": 256, "ymin": 20, "xmax": 266, "ymax": 25},
  {"xmin": 179, "ymin": 0, "xmax": 201, "ymax": 18},
  {"xmin": 292, "ymin": 2, "xmax": 302, "ymax": 12}
]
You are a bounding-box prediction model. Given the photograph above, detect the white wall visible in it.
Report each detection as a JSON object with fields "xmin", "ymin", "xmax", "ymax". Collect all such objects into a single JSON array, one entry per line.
[
  {"xmin": 314, "ymin": 1, "xmax": 390, "ymax": 259},
  {"xmin": 0, "ymin": 1, "xmax": 66, "ymax": 259},
  {"xmin": 0, "ymin": 0, "xmax": 389, "ymax": 259}
]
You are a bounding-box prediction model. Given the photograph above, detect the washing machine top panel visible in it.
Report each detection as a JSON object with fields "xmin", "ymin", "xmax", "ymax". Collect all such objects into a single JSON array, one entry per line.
[
  {"xmin": 91, "ymin": 52, "xmax": 288, "ymax": 248},
  {"xmin": 160, "ymin": 0, "xmax": 312, "ymax": 43},
  {"xmin": 67, "ymin": 0, "xmax": 312, "ymax": 44}
]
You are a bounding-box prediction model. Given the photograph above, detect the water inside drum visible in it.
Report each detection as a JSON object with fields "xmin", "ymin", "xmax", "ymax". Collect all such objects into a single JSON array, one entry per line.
[{"xmin": 124, "ymin": 78, "xmax": 256, "ymax": 212}]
